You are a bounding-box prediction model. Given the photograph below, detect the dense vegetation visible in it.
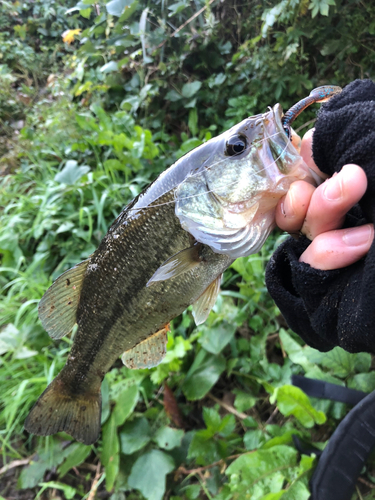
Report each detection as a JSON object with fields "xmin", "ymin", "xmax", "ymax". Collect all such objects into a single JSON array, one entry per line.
[{"xmin": 1, "ymin": 0, "xmax": 375, "ymax": 499}]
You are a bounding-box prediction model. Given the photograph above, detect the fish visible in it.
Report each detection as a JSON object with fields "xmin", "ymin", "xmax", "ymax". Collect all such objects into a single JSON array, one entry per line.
[{"xmin": 24, "ymin": 85, "xmax": 341, "ymax": 445}]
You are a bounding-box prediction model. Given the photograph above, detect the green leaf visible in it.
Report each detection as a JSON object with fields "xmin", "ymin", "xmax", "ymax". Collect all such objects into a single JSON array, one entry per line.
[
  {"xmin": 38, "ymin": 482, "xmax": 76, "ymax": 499},
  {"xmin": 101, "ymin": 61, "xmax": 118, "ymax": 73},
  {"xmin": 181, "ymin": 351, "xmax": 226, "ymax": 400},
  {"xmin": 128, "ymin": 450, "xmax": 175, "ymax": 500},
  {"xmin": 279, "ymin": 329, "xmax": 314, "ymax": 372},
  {"xmin": 199, "ymin": 321, "xmax": 236, "ymax": 355},
  {"xmin": 233, "ymin": 389, "xmax": 257, "ymax": 412},
  {"xmin": 112, "ymin": 384, "xmax": 139, "ymax": 426},
  {"xmin": 103, "ymin": 159, "xmax": 124, "ymax": 171},
  {"xmin": 102, "ymin": 414, "xmax": 120, "ymax": 491},
  {"xmin": 75, "ymin": 113, "xmax": 99, "ymax": 131},
  {"xmin": 165, "ymin": 89, "xmax": 181, "ymax": 102},
  {"xmin": 106, "ymin": 0, "xmax": 134, "ymax": 16},
  {"xmin": 58, "ymin": 443, "xmax": 91, "ymax": 477},
  {"xmin": 348, "ymin": 372, "xmax": 375, "ymax": 392},
  {"xmin": 120, "ymin": 418, "xmax": 151, "ymax": 454},
  {"xmin": 54, "ymin": 160, "xmax": 90, "ymax": 185},
  {"xmin": 188, "ymin": 108, "xmax": 198, "ymax": 136},
  {"xmin": 260, "ymin": 493, "xmax": 284, "ymax": 500},
  {"xmin": 154, "ymin": 426, "xmax": 184, "ymax": 450},
  {"xmin": 244, "ymin": 429, "xmax": 267, "ymax": 450},
  {"xmin": 271, "ymin": 385, "xmax": 326, "ymax": 428},
  {"xmin": 18, "ymin": 441, "xmax": 66, "ymax": 489},
  {"xmin": 281, "ymin": 480, "xmax": 311, "ymax": 499},
  {"xmin": 226, "ymin": 446, "xmax": 297, "ymax": 496},
  {"xmin": 168, "ymin": 1, "xmax": 189, "ymax": 16},
  {"xmin": 311, "ymin": 347, "xmax": 356, "ymax": 378},
  {"xmin": 181, "ymin": 81, "xmax": 202, "ymax": 99},
  {"xmin": 56, "ymin": 221, "xmax": 75, "ymax": 234},
  {"xmin": 79, "ymin": 7, "xmax": 92, "ymax": 18}
]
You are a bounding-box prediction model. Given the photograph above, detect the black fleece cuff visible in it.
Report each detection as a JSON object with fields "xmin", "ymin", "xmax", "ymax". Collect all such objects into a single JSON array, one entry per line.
[{"xmin": 265, "ymin": 80, "xmax": 375, "ymax": 354}]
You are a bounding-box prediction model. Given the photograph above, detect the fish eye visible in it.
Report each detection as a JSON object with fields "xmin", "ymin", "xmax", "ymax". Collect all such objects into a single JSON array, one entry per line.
[{"xmin": 225, "ymin": 135, "xmax": 247, "ymax": 156}]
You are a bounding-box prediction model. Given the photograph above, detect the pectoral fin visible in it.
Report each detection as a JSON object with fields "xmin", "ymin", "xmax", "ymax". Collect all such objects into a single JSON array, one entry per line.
[
  {"xmin": 146, "ymin": 245, "xmax": 201, "ymax": 286},
  {"xmin": 38, "ymin": 260, "xmax": 89, "ymax": 339},
  {"xmin": 121, "ymin": 325, "xmax": 169, "ymax": 369},
  {"xmin": 192, "ymin": 274, "xmax": 222, "ymax": 325}
]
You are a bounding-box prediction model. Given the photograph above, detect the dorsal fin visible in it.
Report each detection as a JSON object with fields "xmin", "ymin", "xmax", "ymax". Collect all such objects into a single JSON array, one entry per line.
[
  {"xmin": 192, "ymin": 274, "xmax": 222, "ymax": 325},
  {"xmin": 38, "ymin": 260, "xmax": 89, "ymax": 339},
  {"xmin": 121, "ymin": 325, "xmax": 169, "ymax": 369}
]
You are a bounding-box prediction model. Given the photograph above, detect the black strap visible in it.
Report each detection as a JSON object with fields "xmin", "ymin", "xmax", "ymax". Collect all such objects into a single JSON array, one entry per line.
[
  {"xmin": 310, "ymin": 390, "xmax": 375, "ymax": 500},
  {"xmin": 291, "ymin": 375, "xmax": 375, "ymax": 500},
  {"xmin": 291, "ymin": 375, "xmax": 368, "ymax": 406}
]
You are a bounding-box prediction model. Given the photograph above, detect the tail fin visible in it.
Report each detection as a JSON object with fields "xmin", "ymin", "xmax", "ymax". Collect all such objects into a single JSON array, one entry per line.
[{"xmin": 24, "ymin": 376, "xmax": 101, "ymax": 445}]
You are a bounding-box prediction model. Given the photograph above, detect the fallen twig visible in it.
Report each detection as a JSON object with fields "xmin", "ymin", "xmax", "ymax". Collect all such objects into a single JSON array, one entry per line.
[
  {"xmin": 358, "ymin": 477, "xmax": 375, "ymax": 489},
  {"xmin": 207, "ymin": 393, "xmax": 248, "ymax": 420},
  {"xmin": 0, "ymin": 457, "xmax": 33, "ymax": 476},
  {"xmin": 87, "ymin": 462, "xmax": 102, "ymax": 500}
]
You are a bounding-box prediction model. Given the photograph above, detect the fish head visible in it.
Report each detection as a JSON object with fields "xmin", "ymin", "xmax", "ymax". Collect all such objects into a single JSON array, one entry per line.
[{"xmin": 175, "ymin": 104, "xmax": 318, "ymax": 258}]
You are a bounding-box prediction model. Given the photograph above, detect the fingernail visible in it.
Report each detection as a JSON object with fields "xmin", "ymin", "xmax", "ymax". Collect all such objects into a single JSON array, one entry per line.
[
  {"xmin": 324, "ymin": 174, "xmax": 342, "ymax": 200},
  {"xmin": 282, "ymin": 192, "xmax": 295, "ymax": 217},
  {"xmin": 343, "ymin": 225, "xmax": 373, "ymax": 247}
]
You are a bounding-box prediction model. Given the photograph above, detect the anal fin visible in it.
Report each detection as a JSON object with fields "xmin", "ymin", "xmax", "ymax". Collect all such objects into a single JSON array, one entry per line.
[
  {"xmin": 122, "ymin": 325, "xmax": 169, "ymax": 369},
  {"xmin": 38, "ymin": 259, "xmax": 89, "ymax": 339},
  {"xmin": 192, "ymin": 274, "xmax": 222, "ymax": 325},
  {"xmin": 147, "ymin": 245, "xmax": 202, "ymax": 286}
]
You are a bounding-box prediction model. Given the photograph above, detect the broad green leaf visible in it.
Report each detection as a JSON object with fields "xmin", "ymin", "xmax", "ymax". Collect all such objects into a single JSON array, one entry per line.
[
  {"xmin": 233, "ymin": 389, "xmax": 257, "ymax": 412},
  {"xmin": 75, "ymin": 113, "xmax": 99, "ymax": 131},
  {"xmin": 261, "ymin": 430, "xmax": 302, "ymax": 449},
  {"xmin": 348, "ymin": 372, "xmax": 375, "ymax": 393},
  {"xmin": 56, "ymin": 221, "xmax": 75, "ymax": 234},
  {"xmin": 279, "ymin": 329, "xmax": 314, "ymax": 371},
  {"xmin": 18, "ymin": 458, "xmax": 50, "ymax": 489},
  {"xmin": 168, "ymin": 1, "xmax": 189, "ymax": 16},
  {"xmin": 260, "ymin": 493, "xmax": 284, "ymax": 500},
  {"xmin": 106, "ymin": 0, "xmax": 134, "ymax": 16},
  {"xmin": 54, "ymin": 160, "xmax": 90, "ymax": 185},
  {"xmin": 323, "ymin": 349, "xmax": 356, "ymax": 376},
  {"xmin": 281, "ymin": 480, "xmax": 310, "ymax": 499},
  {"xmin": 120, "ymin": 418, "xmax": 151, "ymax": 454},
  {"xmin": 226, "ymin": 446, "xmax": 297, "ymax": 496},
  {"xmin": 244, "ymin": 429, "xmax": 267, "ymax": 450},
  {"xmin": 79, "ymin": 7, "xmax": 92, "ymax": 18},
  {"xmin": 271, "ymin": 385, "xmax": 326, "ymax": 428},
  {"xmin": 165, "ymin": 89, "xmax": 181, "ymax": 102},
  {"xmin": 154, "ymin": 426, "xmax": 184, "ymax": 450},
  {"xmin": 58, "ymin": 443, "xmax": 91, "ymax": 478},
  {"xmin": 181, "ymin": 81, "xmax": 202, "ymax": 98},
  {"xmin": 128, "ymin": 450, "xmax": 175, "ymax": 500},
  {"xmin": 112, "ymin": 384, "xmax": 139, "ymax": 426},
  {"xmin": 199, "ymin": 321, "xmax": 236, "ymax": 355},
  {"xmin": 104, "ymin": 159, "xmax": 124, "ymax": 171},
  {"xmin": 101, "ymin": 61, "xmax": 118, "ymax": 73},
  {"xmin": 181, "ymin": 351, "xmax": 226, "ymax": 400},
  {"xmin": 18, "ymin": 440, "xmax": 65, "ymax": 489}
]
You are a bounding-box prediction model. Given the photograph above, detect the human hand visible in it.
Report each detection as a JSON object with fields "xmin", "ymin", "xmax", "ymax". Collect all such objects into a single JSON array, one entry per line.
[{"xmin": 276, "ymin": 129, "xmax": 374, "ymax": 270}]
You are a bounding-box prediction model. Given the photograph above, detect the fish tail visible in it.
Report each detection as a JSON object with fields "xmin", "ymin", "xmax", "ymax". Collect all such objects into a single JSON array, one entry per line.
[{"xmin": 24, "ymin": 375, "xmax": 101, "ymax": 445}]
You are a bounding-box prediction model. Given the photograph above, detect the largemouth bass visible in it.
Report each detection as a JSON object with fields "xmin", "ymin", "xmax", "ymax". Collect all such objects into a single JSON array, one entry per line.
[{"xmin": 25, "ymin": 86, "xmax": 341, "ymax": 444}]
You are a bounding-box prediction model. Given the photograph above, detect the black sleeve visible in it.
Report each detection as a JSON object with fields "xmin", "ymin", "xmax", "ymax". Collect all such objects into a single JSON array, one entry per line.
[{"xmin": 265, "ymin": 79, "xmax": 375, "ymax": 354}]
